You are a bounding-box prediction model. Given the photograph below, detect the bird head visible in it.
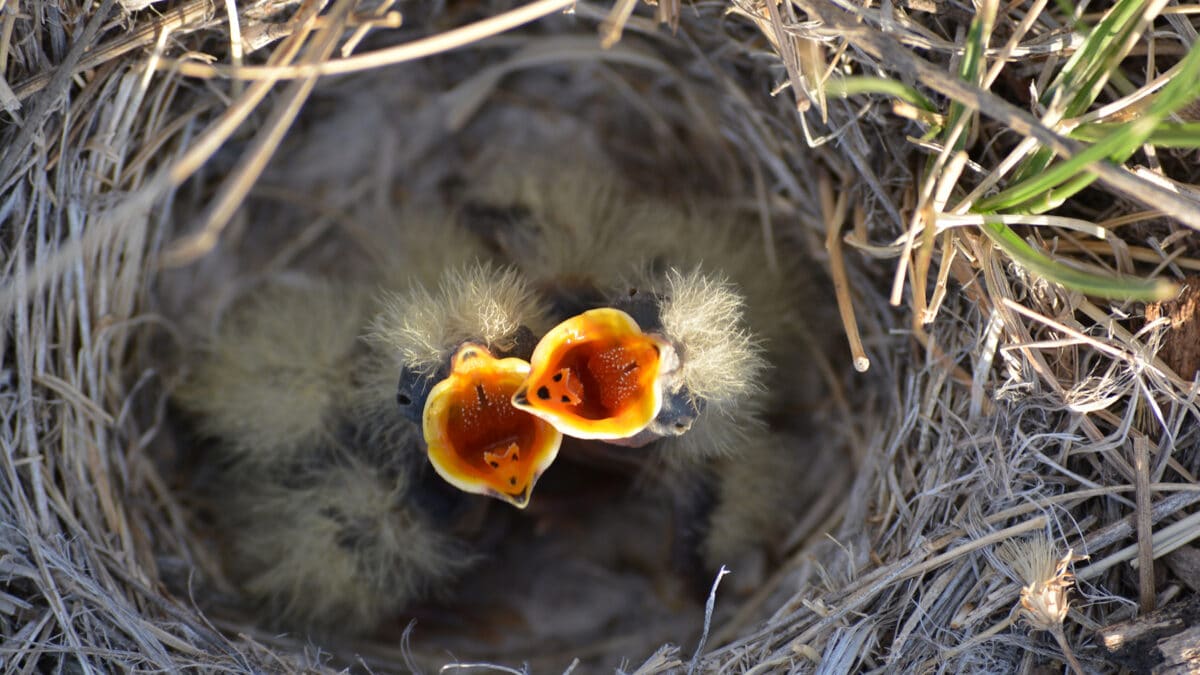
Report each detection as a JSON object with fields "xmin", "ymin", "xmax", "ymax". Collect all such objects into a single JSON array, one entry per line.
[
  {"xmin": 422, "ymin": 343, "xmax": 562, "ymax": 508},
  {"xmin": 511, "ymin": 308, "xmax": 699, "ymax": 446}
]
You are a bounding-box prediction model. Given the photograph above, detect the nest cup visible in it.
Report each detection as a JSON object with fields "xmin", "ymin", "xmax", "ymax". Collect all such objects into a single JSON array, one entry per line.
[{"xmin": 5, "ymin": 0, "xmax": 1200, "ymax": 673}]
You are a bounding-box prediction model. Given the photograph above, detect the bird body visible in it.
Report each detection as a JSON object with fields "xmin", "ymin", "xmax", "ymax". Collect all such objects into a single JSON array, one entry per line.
[
  {"xmin": 176, "ymin": 223, "xmax": 554, "ymax": 631},
  {"xmin": 177, "ymin": 279, "xmax": 481, "ymax": 631}
]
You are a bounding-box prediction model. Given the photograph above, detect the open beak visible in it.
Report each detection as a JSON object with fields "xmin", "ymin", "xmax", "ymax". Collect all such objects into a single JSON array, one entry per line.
[
  {"xmin": 511, "ymin": 308, "xmax": 676, "ymax": 444},
  {"xmin": 422, "ymin": 343, "xmax": 562, "ymax": 508}
]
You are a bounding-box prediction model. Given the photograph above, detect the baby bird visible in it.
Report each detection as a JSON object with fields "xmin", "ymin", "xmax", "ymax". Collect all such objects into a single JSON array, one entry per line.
[
  {"xmin": 512, "ymin": 272, "xmax": 766, "ymax": 453},
  {"xmin": 457, "ymin": 160, "xmax": 819, "ymax": 570},
  {"xmin": 174, "ymin": 215, "xmax": 556, "ymax": 632},
  {"xmin": 369, "ymin": 266, "xmax": 561, "ymax": 508},
  {"xmin": 512, "ymin": 305, "xmax": 679, "ymax": 446}
]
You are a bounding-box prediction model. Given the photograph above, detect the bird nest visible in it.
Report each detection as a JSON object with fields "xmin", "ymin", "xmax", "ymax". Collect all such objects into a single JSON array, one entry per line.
[{"xmin": 4, "ymin": 0, "xmax": 1200, "ymax": 672}]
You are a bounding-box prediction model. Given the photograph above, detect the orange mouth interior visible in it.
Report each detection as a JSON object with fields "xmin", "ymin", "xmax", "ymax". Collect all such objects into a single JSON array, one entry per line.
[
  {"xmin": 513, "ymin": 309, "xmax": 665, "ymax": 440},
  {"xmin": 423, "ymin": 344, "xmax": 562, "ymax": 508}
]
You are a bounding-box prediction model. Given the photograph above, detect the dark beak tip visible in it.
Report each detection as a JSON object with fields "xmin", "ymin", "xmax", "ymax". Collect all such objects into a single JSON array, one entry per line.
[{"xmin": 511, "ymin": 480, "xmax": 537, "ymax": 509}]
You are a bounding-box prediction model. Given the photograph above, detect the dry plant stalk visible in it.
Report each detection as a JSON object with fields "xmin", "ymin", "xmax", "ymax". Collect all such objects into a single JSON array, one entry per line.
[{"xmin": 999, "ymin": 537, "xmax": 1088, "ymax": 675}]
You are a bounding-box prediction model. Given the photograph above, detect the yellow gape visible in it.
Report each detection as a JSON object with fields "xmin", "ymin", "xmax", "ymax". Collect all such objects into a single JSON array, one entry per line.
[
  {"xmin": 512, "ymin": 308, "xmax": 670, "ymax": 442},
  {"xmin": 423, "ymin": 344, "xmax": 562, "ymax": 508}
]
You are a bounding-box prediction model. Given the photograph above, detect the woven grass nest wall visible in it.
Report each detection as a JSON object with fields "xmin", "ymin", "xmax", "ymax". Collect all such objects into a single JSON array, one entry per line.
[{"xmin": 5, "ymin": 0, "xmax": 1200, "ymax": 672}]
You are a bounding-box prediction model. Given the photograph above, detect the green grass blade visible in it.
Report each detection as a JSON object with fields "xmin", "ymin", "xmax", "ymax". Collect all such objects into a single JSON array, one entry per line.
[
  {"xmin": 1071, "ymin": 121, "xmax": 1200, "ymax": 148},
  {"xmin": 943, "ymin": 4, "xmax": 992, "ymax": 153},
  {"xmin": 1013, "ymin": 0, "xmax": 1157, "ymax": 183},
  {"xmin": 824, "ymin": 76, "xmax": 937, "ymax": 112},
  {"xmin": 975, "ymin": 115, "xmax": 1172, "ymax": 212},
  {"xmin": 976, "ymin": 43, "xmax": 1200, "ymax": 212},
  {"xmin": 1047, "ymin": 0, "xmax": 1146, "ymax": 117},
  {"xmin": 977, "ymin": 217, "xmax": 1178, "ymax": 301}
]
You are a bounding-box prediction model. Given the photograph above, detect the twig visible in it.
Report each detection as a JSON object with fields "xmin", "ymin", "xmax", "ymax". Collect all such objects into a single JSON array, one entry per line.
[
  {"xmin": 9, "ymin": 0, "xmax": 216, "ymax": 102},
  {"xmin": 687, "ymin": 566, "xmax": 730, "ymax": 675},
  {"xmin": 1134, "ymin": 436, "xmax": 1156, "ymax": 613},
  {"xmin": 161, "ymin": 0, "xmax": 355, "ymax": 266},
  {"xmin": 0, "ymin": 0, "xmax": 116, "ymax": 190},
  {"xmin": 160, "ymin": 0, "xmax": 578, "ymax": 81},
  {"xmin": 821, "ymin": 175, "xmax": 869, "ymax": 372}
]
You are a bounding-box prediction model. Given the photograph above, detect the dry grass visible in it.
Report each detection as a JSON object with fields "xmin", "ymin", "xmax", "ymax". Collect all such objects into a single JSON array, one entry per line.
[{"xmin": 4, "ymin": 0, "xmax": 1200, "ymax": 672}]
